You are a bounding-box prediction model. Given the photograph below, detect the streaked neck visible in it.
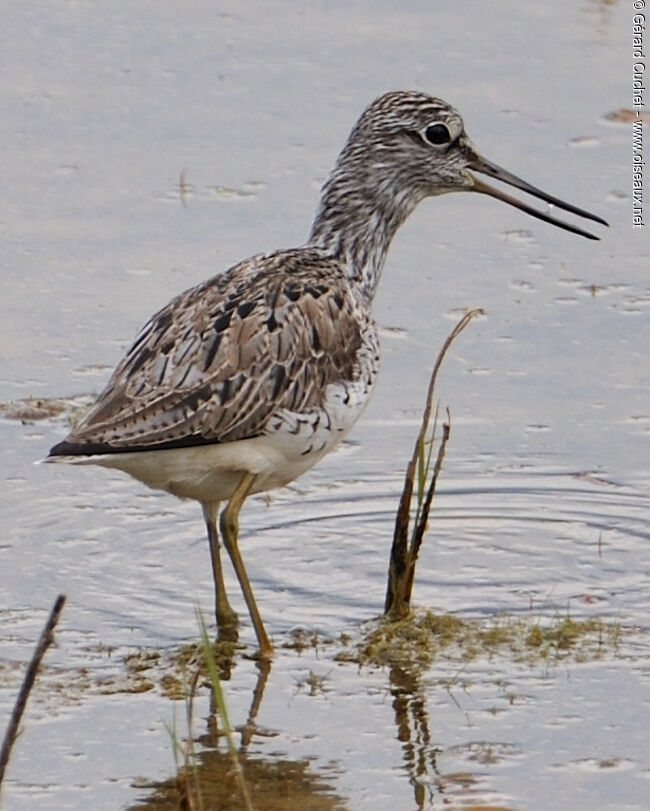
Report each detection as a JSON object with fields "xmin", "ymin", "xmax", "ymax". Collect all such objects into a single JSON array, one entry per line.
[{"xmin": 307, "ymin": 152, "xmax": 423, "ymax": 302}]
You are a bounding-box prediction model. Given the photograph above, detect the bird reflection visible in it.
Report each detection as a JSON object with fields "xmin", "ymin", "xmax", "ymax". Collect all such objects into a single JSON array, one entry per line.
[{"xmin": 388, "ymin": 663, "xmax": 442, "ymax": 809}]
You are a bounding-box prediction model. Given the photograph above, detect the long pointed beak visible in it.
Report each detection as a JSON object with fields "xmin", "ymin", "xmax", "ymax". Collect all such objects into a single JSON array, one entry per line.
[{"xmin": 468, "ymin": 155, "xmax": 608, "ymax": 240}]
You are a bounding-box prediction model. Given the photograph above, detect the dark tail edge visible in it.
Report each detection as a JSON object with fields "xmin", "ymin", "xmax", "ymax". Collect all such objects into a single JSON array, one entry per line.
[{"xmin": 48, "ymin": 433, "xmax": 227, "ymax": 457}]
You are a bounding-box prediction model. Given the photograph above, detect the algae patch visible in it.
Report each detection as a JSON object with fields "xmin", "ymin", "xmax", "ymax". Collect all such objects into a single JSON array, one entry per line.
[
  {"xmin": 0, "ymin": 395, "xmax": 93, "ymax": 427},
  {"xmin": 336, "ymin": 610, "xmax": 624, "ymax": 669}
]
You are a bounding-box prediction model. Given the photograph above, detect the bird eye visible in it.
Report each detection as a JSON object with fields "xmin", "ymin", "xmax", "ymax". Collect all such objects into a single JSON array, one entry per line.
[{"xmin": 423, "ymin": 123, "xmax": 451, "ymax": 146}]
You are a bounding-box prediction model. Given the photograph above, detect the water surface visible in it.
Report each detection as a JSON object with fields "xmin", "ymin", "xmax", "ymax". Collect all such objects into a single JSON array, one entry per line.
[{"xmin": 1, "ymin": 1, "xmax": 648, "ymax": 809}]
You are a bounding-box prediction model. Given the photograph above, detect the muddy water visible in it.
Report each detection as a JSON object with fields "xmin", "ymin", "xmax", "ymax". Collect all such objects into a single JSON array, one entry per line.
[{"xmin": 1, "ymin": 1, "xmax": 648, "ymax": 809}]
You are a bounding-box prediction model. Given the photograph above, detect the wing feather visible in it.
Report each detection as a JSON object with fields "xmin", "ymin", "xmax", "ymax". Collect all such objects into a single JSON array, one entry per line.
[{"xmin": 51, "ymin": 249, "xmax": 368, "ymax": 454}]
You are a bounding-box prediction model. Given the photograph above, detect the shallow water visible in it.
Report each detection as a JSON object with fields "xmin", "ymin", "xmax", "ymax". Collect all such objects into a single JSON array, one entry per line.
[{"xmin": 1, "ymin": 0, "xmax": 649, "ymax": 809}]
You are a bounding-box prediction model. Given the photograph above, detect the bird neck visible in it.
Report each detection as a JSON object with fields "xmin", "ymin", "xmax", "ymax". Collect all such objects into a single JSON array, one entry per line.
[{"xmin": 307, "ymin": 154, "xmax": 423, "ymax": 303}]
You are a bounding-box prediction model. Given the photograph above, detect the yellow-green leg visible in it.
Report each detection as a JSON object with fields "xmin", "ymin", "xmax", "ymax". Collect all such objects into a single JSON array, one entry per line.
[
  {"xmin": 202, "ymin": 501, "xmax": 238, "ymax": 635},
  {"xmin": 220, "ymin": 472, "xmax": 273, "ymax": 658}
]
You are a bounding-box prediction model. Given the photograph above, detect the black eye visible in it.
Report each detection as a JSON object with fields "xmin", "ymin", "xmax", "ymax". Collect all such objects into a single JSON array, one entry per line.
[{"xmin": 424, "ymin": 123, "xmax": 451, "ymax": 146}]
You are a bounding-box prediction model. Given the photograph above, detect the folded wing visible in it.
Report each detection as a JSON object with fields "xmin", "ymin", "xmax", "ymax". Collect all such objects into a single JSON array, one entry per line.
[{"xmin": 50, "ymin": 250, "xmax": 365, "ymax": 455}]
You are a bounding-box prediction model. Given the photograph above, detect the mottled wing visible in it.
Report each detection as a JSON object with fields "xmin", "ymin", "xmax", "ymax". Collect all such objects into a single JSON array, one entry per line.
[{"xmin": 50, "ymin": 249, "xmax": 365, "ymax": 454}]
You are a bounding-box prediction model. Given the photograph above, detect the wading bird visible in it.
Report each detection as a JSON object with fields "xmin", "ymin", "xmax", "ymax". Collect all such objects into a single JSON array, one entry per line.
[{"xmin": 48, "ymin": 91, "xmax": 607, "ymax": 657}]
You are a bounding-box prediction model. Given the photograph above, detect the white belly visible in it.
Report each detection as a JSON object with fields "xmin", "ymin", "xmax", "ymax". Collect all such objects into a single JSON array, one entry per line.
[{"xmin": 50, "ymin": 375, "xmax": 375, "ymax": 504}]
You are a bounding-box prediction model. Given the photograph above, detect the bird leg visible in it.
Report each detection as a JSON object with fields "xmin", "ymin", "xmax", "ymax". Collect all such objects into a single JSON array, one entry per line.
[
  {"xmin": 202, "ymin": 501, "xmax": 239, "ymax": 639},
  {"xmin": 220, "ymin": 472, "xmax": 273, "ymax": 658}
]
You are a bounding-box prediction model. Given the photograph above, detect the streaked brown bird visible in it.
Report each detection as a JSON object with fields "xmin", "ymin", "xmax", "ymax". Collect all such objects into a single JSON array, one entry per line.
[{"xmin": 48, "ymin": 91, "xmax": 607, "ymax": 657}]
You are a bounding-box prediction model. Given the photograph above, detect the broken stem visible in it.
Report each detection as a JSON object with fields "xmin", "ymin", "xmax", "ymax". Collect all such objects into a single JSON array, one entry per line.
[
  {"xmin": 0, "ymin": 594, "xmax": 66, "ymax": 792},
  {"xmin": 384, "ymin": 308, "xmax": 483, "ymax": 619}
]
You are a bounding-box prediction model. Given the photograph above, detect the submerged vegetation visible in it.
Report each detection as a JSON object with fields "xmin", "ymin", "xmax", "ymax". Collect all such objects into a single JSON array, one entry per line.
[
  {"xmin": 337, "ymin": 609, "xmax": 624, "ymax": 671},
  {"xmin": 0, "ymin": 394, "xmax": 92, "ymax": 426},
  {"xmin": 1, "ymin": 609, "xmax": 623, "ymax": 705}
]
